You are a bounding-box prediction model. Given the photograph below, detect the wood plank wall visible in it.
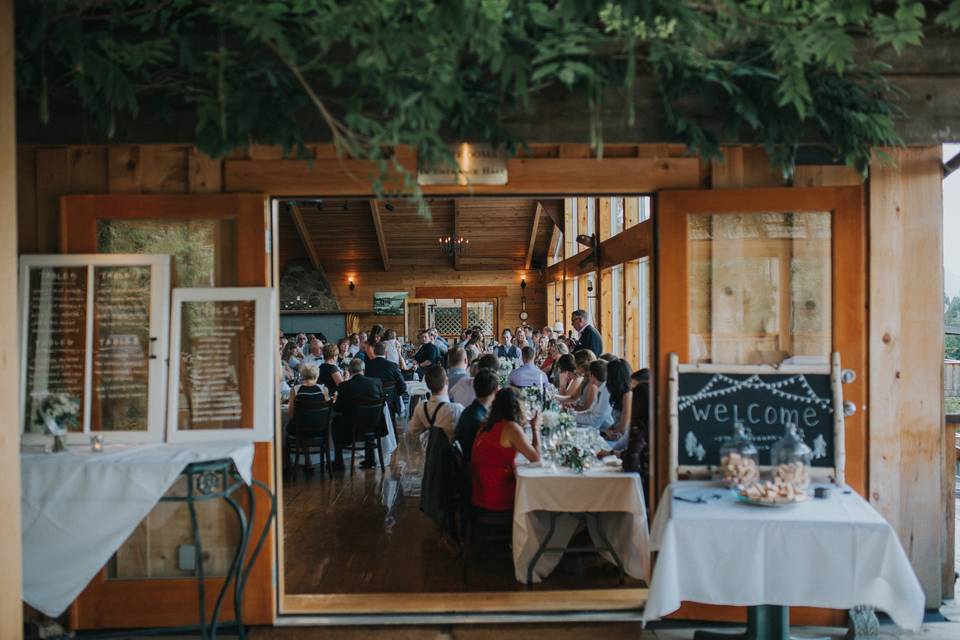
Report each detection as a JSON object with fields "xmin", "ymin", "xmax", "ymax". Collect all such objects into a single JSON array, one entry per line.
[
  {"xmin": 12, "ymin": 141, "xmax": 949, "ymax": 617},
  {"xmin": 868, "ymin": 147, "xmax": 946, "ymax": 606},
  {"xmin": 1, "ymin": 0, "xmax": 23, "ymax": 634}
]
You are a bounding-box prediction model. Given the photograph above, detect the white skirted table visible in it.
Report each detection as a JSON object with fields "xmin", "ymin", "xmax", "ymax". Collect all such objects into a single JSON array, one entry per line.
[
  {"xmin": 21, "ymin": 440, "xmax": 270, "ymax": 639},
  {"xmin": 513, "ymin": 461, "xmax": 650, "ymax": 585},
  {"xmin": 643, "ymin": 482, "xmax": 925, "ymax": 639}
]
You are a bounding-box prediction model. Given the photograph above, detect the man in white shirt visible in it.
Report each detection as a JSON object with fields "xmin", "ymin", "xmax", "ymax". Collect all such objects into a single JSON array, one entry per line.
[
  {"xmin": 409, "ymin": 365, "xmax": 464, "ymax": 443},
  {"xmin": 446, "ymin": 346, "xmax": 469, "ymax": 389},
  {"xmin": 508, "ymin": 346, "xmax": 549, "ymax": 388},
  {"xmin": 301, "ymin": 339, "xmax": 325, "ymax": 367},
  {"xmin": 449, "ymin": 353, "xmax": 500, "ymax": 406}
]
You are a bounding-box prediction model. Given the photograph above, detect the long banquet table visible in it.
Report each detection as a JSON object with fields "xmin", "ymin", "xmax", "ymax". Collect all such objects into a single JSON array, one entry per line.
[
  {"xmin": 642, "ymin": 482, "xmax": 925, "ymax": 632},
  {"xmin": 513, "ymin": 460, "xmax": 650, "ymax": 584},
  {"xmin": 20, "ymin": 440, "xmax": 255, "ymax": 617}
]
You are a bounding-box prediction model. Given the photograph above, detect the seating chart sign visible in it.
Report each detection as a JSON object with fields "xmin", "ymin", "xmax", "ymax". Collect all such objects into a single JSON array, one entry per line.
[
  {"xmin": 23, "ymin": 266, "xmax": 88, "ymax": 434},
  {"xmin": 677, "ymin": 371, "xmax": 835, "ymax": 468},
  {"xmin": 92, "ymin": 266, "xmax": 152, "ymax": 431},
  {"xmin": 176, "ymin": 300, "xmax": 256, "ymax": 430}
]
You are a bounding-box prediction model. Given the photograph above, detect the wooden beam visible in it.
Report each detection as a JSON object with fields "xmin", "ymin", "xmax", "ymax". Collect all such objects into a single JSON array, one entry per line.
[
  {"xmin": 545, "ymin": 219, "xmax": 652, "ymax": 282},
  {"xmin": 538, "ymin": 199, "xmax": 564, "ymax": 229},
  {"xmin": 416, "ymin": 285, "xmax": 508, "ymax": 298},
  {"xmin": 225, "ymin": 156, "xmax": 702, "ymax": 195},
  {"xmin": 548, "ymin": 225, "xmax": 562, "ymax": 263},
  {"xmin": 368, "ymin": 200, "xmax": 390, "ymax": 271},
  {"xmin": 524, "ymin": 202, "xmax": 543, "ymax": 270},
  {"xmin": 289, "ymin": 204, "xmax": 321, "ymax": 269}
]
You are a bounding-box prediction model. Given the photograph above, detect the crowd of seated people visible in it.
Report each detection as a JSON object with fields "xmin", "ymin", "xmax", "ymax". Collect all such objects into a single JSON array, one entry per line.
[{"xmin": 278, "ymin": 310, "xmax": 650, "ymax": 497}]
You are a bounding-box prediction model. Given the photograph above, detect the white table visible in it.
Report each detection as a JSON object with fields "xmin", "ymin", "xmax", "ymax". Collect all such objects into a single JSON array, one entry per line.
[
  {"xmin": 513, "ymin": 461, "xmax": 650, "ymax": 584},
  {"xmin": 21, "ymin": 440, "xmax": 255, "ymax": 617},
  {"xmin": 643, "ymin": 482, "xmax": 925, "ymax": 633},
  {"xmin": 405, "ymin": 380, "xmax": 429, "ymax": 398}
]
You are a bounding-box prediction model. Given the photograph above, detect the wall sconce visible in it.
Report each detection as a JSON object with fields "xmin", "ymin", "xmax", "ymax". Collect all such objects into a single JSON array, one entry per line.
[
  {"xmin": 348, "ymin": 279, "xmax": 356, "ymax": 292},
  {"xmin": 520, "ymin": 278, "xmax": 527, "ymax": 290}
]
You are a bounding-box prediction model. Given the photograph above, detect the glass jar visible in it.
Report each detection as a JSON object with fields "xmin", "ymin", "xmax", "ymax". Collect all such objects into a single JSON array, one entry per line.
[
  {"xmin": 771, "ymin": 422, "xmax": 812, "ymax": 495},
  {"xmin": 719, "ymin": 422, "xmax": 759, "ymax": 488}
]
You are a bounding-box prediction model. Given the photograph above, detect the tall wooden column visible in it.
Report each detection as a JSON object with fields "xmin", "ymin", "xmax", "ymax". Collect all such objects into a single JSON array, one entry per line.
[{"xmin": 0, "ymin": 0, "xmax": 24, "ymax": 634}]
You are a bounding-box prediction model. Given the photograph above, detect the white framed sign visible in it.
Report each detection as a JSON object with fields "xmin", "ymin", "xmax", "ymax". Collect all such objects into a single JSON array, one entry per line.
[
  {"xmin": 166, "ymin": 287, "xmax": 275, "ymax": 442},
  {"xmin": 19, "ymin": 254, "xmax": 171, "ymax": 444}
]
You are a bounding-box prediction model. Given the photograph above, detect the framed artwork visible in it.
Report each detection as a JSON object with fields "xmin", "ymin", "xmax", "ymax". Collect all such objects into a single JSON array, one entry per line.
[{"xmin": 373, "ymin": 291, "xmax": 408, "ymax": 316}]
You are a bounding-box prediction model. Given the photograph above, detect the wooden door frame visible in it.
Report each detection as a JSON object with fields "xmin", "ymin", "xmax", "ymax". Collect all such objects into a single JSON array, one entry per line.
[
  {"xmin": 58, "ymin": 193, "xmax": 275, "ymax": 629},
  {"xmin": 655, "ymin": 186, "xmax": 866, "ymax": 498},
  {"xmin": 654, "ymin": 186, "xmax": 866, "ymax": 626}
]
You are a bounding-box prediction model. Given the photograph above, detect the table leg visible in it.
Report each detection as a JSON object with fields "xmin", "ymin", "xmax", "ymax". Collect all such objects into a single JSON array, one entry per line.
[
  {"xmin": 692, "ymin": 606, "xmax": 831, "ymax": 640},
  {"xmin": 186, "ymin": 497, "xmax": 209, "ymax": 640},
  {"xmin": 587, "ymin": 513, "xmax": 625, "ymax": 585},
  {"xmin": 527, "ymin": 512, "xmax": 559, "ymax": 588}
]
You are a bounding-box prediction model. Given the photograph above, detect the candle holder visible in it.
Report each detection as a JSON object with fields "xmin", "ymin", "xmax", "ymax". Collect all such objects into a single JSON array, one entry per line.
[{"xmin": 90, "ymin": 434, "xmax": 104, "ymax": 453}]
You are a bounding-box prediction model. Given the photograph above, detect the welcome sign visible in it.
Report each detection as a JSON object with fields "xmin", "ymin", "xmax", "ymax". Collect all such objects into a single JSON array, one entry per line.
[{"xmin": 676, "ymin": 370, "xmax": 835, "ymax": 469}]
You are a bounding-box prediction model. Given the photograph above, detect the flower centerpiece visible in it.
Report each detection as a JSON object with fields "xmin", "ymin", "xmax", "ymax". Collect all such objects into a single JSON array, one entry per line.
[
  {"xmin": 497, "ymin": 357, "xmax": 515, "ymax": 388},
  {"xmin": 556, "ymin": 442, "xmax": 589, "ymax": 474},
  {"xmin": 32, "ymin": 393, "xmax": 80, "ymax": 452}
]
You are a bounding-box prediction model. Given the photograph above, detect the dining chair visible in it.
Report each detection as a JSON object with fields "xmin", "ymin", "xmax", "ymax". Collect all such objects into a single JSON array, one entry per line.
[
  {"xmin": 347, "ymin": 397, "xmax": 387, "ymax": 476},
  {"xmin": 286, "ymin": 397, "xmax": 334, "ymax": 480}
]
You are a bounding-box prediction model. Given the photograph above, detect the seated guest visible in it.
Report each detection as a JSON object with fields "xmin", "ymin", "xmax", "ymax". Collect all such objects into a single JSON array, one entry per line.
[
  {"xmin": 287, "ymin": 364, "xmax": 327, "ymax": 421},
  {"xmin": 546, "ymin": 341, "xmax": 569, "ymax": 385},
  {"xmin": 464, "ymin": 344, "xmax": 480, "ymax": 365},
  {"xmin": 301, "ymin": 339, "xmax": 325, "ymax": 367},
  {"xmin": 470, "ymin": 388, "xmax": 541, "ymax": 512},
  {"xmin": 409, "ymin": 365, "xmax": 464, "ymax": 442},
  {"xmin": 347, "ymin": 332, "xmax": 361, "ymax": 356},
  {"xmin": 515, "ymin": 331, "xmax": 529, "ymax": 352},
  {"xmin": 281, "ymin": 342, "xmax": 302, "ymax": 372},
  {"xmin": 317, "ymin": 344, "xmax": 344, "ymax": 393},
  {"xmin": 508, "ymin": 346, "xmax": 549, "ymax": 389},
  {"xmin": 446, "ymin": 347, "xmax": 469, "ymax": 389},
  {"xmin": 599, "ymin": 352, "xmax": 617, "ymax": 363},
  {"xmin": 454, "ymin": 369, "xmax": 499, "ymax": 464},
  {"xmin": 366, "ymin": 341, "xmax": 406, "ymax": 411},
  {"xmin": 561, "ymin": 350, "xmax": 596, "ymax": 407},
  {"xmin": 601, "ymin": 359, "xmax": 635, "ymax": 451},
  {"xmin": 542, "ymin": 326, "xmax": 554, "ymax": 341},
  {"xmin": 450, "ymin": 353, "xmax": 500, "ymax": 406},
  {"xmin": 333, "ymin": 359, "xmax": 385, "ymax": 470},
  {"xmin": 494, "ymin": 329, "xmax": 520, "ymax": 360},
  {"xmin": 381, "ymin": 329, "xmax": 403, "ymax": 365},
  {"xmin": 429, "ymin": 327, "xmax": 449, "ymax": 354},
  {"xmin": 414, "ymin": 329, "xmax": 442, "ymax": 368},
  {"xmin": 336, "ymin": 338, "xmax": 351, "ymax": 364},
  {"xmin": 361, "ymin": 326, "xmax": 382, "ymax": 361},
  {"xmin": 573, "ymin": 360, "xmax": 614, "ymax": 430},
  {"xmin": 355, "ymin": 331, "xmax": 368, "ymax": 355},
  {"xmin": 554, "ymin": 353, "xmax": 582, "ymax": 402}
]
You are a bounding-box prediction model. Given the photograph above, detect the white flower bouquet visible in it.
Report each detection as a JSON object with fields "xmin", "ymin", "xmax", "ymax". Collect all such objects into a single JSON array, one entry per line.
[{"xmin": 32, "ymin": 392, "xmax": 80, "ymax": 436}]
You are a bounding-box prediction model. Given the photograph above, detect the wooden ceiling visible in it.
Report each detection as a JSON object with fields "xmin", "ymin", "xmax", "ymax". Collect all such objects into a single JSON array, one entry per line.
[{"xmin": 280, "ymin": 198, "xmax": 557, "ymax": 273}]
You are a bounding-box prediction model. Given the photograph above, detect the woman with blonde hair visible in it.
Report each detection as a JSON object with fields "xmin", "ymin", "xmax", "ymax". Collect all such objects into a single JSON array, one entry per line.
[{"xmin": 287, "ymin": 364, "xmax": 326, "ymax": 420}]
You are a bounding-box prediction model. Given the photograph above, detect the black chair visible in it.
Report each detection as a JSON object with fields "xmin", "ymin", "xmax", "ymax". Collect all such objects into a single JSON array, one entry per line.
[
  {"xmin": 382, "ymin": 379, "xmax": 402, "ymax": 420},
  {"xmin": 346, "ymin": 397, "xmax": 387, "ymax": 476},
  {"xmin": 461, "ymin": 506, "xmax": 513, "ymax": 585},
  {"xmin": 285, "ymin": 397, "xmax": 334, "ymax": 480}
]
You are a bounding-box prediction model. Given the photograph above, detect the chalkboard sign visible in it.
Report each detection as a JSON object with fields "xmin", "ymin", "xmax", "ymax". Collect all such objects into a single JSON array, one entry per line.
[{"xmin": 677, "ymin": 370, "xmax": 835, "ymax": 468}]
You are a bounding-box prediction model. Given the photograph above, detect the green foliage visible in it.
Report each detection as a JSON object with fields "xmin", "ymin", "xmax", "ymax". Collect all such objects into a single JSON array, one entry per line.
[{"xmin": 14, "ymin": 0, "xmax": 958, "ymax": 198}]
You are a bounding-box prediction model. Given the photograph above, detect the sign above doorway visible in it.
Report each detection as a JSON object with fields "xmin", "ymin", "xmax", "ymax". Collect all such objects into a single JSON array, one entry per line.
[{"xmin": 417, "ymin": 143, "xmax": 508, "ymax": 186}]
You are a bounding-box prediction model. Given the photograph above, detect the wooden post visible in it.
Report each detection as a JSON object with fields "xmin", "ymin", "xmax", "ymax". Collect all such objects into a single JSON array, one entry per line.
[
  {"xmin": 0, "ymin": 0, "xmax": 23, "ymax": 633},
  {"xmin": 668, "ymin": 352, "xmax": 680, "ymax": 483},
  {"xmin": 831, "ymin": 351, "xmax": 846, "ymax": 487},
  {"xmin": 869, "ymin": 146, "xmax": 945, "ymax": 607}
]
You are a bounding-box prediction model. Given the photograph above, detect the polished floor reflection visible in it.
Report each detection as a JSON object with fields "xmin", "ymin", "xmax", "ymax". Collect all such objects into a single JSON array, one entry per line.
[{"xmin": 282, "ymin": 418, "xmax": 641, "ymax": 594}]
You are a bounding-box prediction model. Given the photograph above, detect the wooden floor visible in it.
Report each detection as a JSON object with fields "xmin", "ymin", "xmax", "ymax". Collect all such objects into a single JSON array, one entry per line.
[{"xmin": 281, "ymin": 417, "xmax": 641, "ymax": 595}]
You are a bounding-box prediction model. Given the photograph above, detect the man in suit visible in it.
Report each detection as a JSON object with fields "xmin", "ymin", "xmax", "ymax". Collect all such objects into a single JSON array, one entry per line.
[
  {"xmin": 333, "ymin": 358, "xmax": 385, "ymax": 470},
  {"xmin": 366, "ymin": 341, "xmax": 406, "ymax": 415},
  {"xmin": 571, "ymin": 309, "xmax": 603, "ymax": 356}
]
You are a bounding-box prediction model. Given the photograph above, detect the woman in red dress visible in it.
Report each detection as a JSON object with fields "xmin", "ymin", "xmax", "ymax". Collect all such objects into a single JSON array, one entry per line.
[{"xmin": 470, "ymin": 387, "xmax": 541, "ymax": 513}]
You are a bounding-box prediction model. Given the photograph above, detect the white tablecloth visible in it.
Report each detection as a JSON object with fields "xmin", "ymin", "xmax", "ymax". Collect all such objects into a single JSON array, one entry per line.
[
  {"xmin": 513, "ymin": 461, "xmax": 649, "ymax": 584},
  {"xmin": 406, "ymin": 381, "xmax": 429, "ymax": 397},
  {"xmin": 21, "ymin": 440, "xmax": 255, "ymax": 617},
  {"xmin": 642, "ymin": 482, "xmax": 925, "ymax": 630}
]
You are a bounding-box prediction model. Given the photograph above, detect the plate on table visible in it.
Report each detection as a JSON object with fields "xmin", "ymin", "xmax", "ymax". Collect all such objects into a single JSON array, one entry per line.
[{"xmin": 735, "ymin": 492, "xmax": 809, "ymax": 508}]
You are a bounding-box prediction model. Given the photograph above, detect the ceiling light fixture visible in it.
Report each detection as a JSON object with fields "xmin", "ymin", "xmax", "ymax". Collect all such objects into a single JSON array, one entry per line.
[{"xmin": 438, "ymin": 235, "xmax": 469, "ymax": 257}]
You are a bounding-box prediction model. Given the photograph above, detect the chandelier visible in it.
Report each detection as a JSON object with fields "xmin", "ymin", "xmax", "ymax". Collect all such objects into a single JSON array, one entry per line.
[{"xmin": 437, "ymin": 235, "xmax": 469, "ymax": 256}]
